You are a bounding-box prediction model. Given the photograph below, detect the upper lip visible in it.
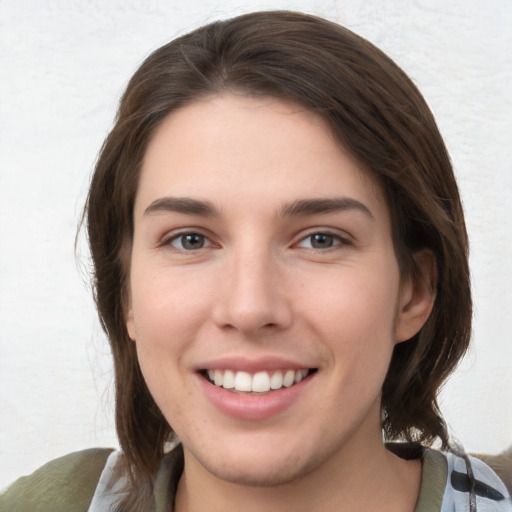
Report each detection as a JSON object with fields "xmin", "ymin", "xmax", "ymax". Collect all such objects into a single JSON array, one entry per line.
[{"xmin": 195, "ymin": 355, "xmax": 316, "ymax": 373}]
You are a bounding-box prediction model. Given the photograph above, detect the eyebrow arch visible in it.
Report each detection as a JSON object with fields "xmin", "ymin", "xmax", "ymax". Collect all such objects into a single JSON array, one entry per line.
[
  {"xmin": 280, "ymin": 197, "xmax": 374, "ymax": 220},
  {"xmin": 143, "ymin": 197, "xmax": 220, "ymax": 217}
]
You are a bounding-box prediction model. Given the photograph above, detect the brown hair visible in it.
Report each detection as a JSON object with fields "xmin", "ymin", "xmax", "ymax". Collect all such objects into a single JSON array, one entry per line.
[{"xmin": 85, "ymin": 9, "xmax": 471, "ymax": 501}]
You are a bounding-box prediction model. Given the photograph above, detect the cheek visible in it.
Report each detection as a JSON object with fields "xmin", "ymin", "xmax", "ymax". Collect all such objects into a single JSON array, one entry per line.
[
  {"xmin": 130, "ymin": 264, "xmax": 212, "ymax": 343},
  {"xmin": 127, "ymin": 267, "xmax": 214, "ymax": 406},
  {"xmin": 300, "ymin": 267, "xmax": 400, "ymax": 383},
  {"xmin": 301, "ymin": 266, "xmax": 400, "ymax": 337},
  {"xmin": 129, "ymin": 270, "xmax": 208, "ymax": 416}
]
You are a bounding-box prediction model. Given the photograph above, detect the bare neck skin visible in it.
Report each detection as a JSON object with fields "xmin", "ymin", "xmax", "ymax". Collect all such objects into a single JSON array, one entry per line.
[{"xmin": 174, "ymin": 406, "xmax": 422, "ymax": 512}]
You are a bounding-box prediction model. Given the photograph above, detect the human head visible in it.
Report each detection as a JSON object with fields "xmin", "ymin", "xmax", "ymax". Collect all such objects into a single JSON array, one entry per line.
[{"xmin": 85, "ymin": 10, "xmax": 471, "ymax": 479}]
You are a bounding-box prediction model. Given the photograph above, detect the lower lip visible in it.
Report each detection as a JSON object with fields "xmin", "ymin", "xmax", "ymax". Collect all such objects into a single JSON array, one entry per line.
[{"xmin": 198, "ymin": 374, "xmax": 313, "ymax": 421}]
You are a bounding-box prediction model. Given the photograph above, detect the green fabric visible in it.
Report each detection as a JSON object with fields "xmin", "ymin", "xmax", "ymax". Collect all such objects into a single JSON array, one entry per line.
[
  {"xmin": 0, "ymin": 448, "xmax": 113, "ymax": 512},
  {"xmin": 154, "ymin": 445, "xmax": 183, "ymax": 512},
  {"xmin": 152, "ymin": 443, "xmax": 449, "ymax": 512},
  {"xmin": 1, "ymin": 444, "xmax": 449, "ymax": 512},
  {"xmin": 154, "ymin": 446, "xmax": 183, "ymax": 512},
  {"xmin": 415, "ymin": 448, "xmax": 448, "ymax": 512}
]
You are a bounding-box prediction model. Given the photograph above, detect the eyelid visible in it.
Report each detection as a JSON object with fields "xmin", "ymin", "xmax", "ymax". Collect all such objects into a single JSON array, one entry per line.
[
  {"xmin": 158, "ymin": 226, "xmax": 353, "ymax": 251},
  {"xmin": 294, "ymin": 228, "xmax": 353, "ymax": 249},
  {"xmin": 160, "ymin": 228, "xmax": 217, "ymax": 251}
]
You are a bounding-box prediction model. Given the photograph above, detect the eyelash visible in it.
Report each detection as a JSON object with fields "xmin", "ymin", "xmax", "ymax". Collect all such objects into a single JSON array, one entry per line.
[
  {"xmin": 295, "ymin": 230, "xmax": 351, "ymax": 250},
  {"xmin": 162, "ymin": 229, "xmax": 351, "ymax": 253},
  {"xmin": 163, "ymin": 231, "xmax": 214, "ymax": 251}
]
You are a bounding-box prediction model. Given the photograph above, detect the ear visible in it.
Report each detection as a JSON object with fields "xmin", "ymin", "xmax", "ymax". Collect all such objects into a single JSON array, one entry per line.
[
  {"xmin": 124, "ymin": 292, "xmax": 136, "ymax": 341},
  {"xmin": 125, "ymin": 310, "xmax": 136, "ymax": 341},
  {"xmin": 395, "ymin": 249, "xmax": 437, "ymax": 343}
]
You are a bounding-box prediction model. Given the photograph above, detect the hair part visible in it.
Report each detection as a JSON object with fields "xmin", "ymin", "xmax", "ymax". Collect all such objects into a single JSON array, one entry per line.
[{"xmin": 84, "ymin": 10, "xmax": 471, "ymax": 503}]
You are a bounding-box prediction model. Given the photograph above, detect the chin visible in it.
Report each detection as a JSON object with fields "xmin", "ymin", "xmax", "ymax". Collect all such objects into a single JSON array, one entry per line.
[
  {"xmin": 186, "ymin": 435, "xmax": 329, "ymax": 488},
  {"xmin": 202, "ymin": 453, "xmax": 312, "ymax": 488}
]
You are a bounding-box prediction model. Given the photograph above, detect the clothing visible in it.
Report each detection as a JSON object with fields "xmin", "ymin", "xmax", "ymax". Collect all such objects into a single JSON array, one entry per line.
[
  {"xmin": 1, "ymin": 444, "xmax": 510, "ymax": 512},
  {"xmin": 0, "ymin": 448, "xmax": 114, "ymax": 512},
  {"xmin": 385, "ymin": 443, "xmax": 511, "ymax": 512}
]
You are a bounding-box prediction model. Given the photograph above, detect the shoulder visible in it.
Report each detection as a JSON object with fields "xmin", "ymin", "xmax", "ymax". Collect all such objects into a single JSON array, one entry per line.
[
  {"xmin": 407, "ymin": 445, "xmax": 511, "ymax": 512},
  {"xmin": 474, "ymin": 447, "xmax": 512, "ymax": 496},
  {"xmin": 438, "ymin": 449, "xmax": 511, "ymax": 512},
  {"xmin": 0, "ymin": 448, "xmax": 114, "ymax": 512}
]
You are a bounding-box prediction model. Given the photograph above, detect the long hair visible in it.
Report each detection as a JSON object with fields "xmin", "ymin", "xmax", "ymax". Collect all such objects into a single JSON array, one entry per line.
[{"xmin": 84, "ymin": 10, "xmax": 471, "ymax": 505}]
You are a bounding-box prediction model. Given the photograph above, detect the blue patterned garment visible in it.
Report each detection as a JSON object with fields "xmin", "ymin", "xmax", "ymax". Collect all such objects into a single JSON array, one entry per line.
[{"xmin": 441, "ymin": 452, "xmax": 511, "ymax": 512}]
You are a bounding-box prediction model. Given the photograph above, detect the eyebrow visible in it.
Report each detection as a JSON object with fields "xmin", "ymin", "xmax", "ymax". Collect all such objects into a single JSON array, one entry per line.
[
  {"xmin": 142, "ymin": 196, "xmax": 374, "ymax": 220},
  {"xmin": 280, "ymin": 198, "xmax": 374, "ymax": 220},
  {"xmin": 143, "ymin": 197, "xmax": 220, "ymax": 217}
]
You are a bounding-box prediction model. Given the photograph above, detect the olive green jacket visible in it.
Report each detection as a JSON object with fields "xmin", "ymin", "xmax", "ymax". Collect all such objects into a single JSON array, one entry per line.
[{"xmin": 0, "ymin": 448, "xmax": 113, "ymax": 512}]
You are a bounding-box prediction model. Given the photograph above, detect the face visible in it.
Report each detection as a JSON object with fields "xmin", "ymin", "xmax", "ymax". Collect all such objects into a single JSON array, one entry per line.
[{"xmin": 126, "ymin": 94, "xmax": 428, "ymax": 486}]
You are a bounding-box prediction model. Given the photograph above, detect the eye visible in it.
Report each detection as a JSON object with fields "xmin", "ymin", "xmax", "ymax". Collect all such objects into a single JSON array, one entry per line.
[
  {"xmin": 168, "ymin": 232, "xmax": 212, "ymax": 251},
  {"xmin": 296, "ymin": 232, "xmax": 347, "ymax": 249}
]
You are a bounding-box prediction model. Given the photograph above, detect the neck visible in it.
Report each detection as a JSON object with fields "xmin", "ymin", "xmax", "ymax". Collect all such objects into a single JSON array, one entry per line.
[{"xmin": 174, "ymin": 428, "xmax": 421, "ymax": 512}]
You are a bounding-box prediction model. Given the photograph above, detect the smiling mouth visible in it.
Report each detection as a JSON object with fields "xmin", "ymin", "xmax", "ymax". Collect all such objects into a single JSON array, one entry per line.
[{"xmin": 200, "ymin": 368, "xmax": 317, "ymax": 394}]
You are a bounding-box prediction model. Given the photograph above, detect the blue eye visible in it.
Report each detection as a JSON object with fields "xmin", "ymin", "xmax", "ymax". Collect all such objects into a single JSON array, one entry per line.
[
  {"xmin": 297, "ymin": 233, "xmax": 344, "ymax": 249},
  {"xmin": 170, "ymin": 233, "xmax": 211, "ymax": 251}
]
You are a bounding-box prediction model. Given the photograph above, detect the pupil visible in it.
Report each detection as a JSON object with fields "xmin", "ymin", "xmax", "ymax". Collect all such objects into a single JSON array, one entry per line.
[
  {"xmin": 183, "ymin": 234, "xmax": 203, "ymax": 250},
  {"xmin": 311, "ymin": 234, "xmax": 333, "ymax": 248}
]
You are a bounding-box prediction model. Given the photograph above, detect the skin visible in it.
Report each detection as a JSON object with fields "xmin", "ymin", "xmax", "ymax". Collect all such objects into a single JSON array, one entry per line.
[{"xmin": 125, "ymin": 94, "xmax": 435, "ymax": 512}]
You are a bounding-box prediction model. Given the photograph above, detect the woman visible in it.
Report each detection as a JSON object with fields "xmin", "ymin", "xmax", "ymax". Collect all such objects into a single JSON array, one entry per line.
[{"xmin": 1, "ymin": 10, "xmax": 510, "ymax": 512}]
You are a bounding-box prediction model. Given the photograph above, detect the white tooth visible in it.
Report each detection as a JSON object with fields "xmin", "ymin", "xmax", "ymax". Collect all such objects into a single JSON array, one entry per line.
[
  {"xmin": 208, "ymin": 370, "xmax": 215, "ymax": 381},
  {"xmin": 283, "ymin": 370, "xmax": 295, "ymax": 387},
  {"xmin": 223, "ymin": 370, "xmax": 235, "ymax": 389},
  {"xmin": 294, "ymin": 371, "xmax": 303, "ymax": 383},
  {"xmin": 301, "ymin": 369, "xmax": 309, "ymax": 379},
  {"xmin": 252, "ymin": 371, "xmax": 271, "ymax": 392},
  {"xmin": 270, "ymin": 371, "xmax": 283, "ymax": 390},
  {"xmin": 234, "ymin": 371, "xmax": 252, "ymax": 392},
  {"xmin": 214, "ymin": 370, "xmax": 223, "ymax": 387}
]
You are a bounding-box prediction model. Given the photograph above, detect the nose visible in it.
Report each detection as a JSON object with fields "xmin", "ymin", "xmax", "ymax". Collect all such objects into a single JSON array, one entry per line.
[{"xmin": 212, "ymin": 248, "xmax": 293, "ymax": 335}]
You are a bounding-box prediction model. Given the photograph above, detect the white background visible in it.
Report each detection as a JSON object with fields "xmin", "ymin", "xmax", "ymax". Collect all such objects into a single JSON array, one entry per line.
[{"xmin": 1, "ymin": 0, "xmax": 511, "ymax": 489}]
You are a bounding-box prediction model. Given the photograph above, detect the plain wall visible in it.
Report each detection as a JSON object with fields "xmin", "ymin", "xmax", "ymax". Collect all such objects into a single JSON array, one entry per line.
[{"xmin": 1, "ymin": 0, "xmax": 511, "ymax": 489}]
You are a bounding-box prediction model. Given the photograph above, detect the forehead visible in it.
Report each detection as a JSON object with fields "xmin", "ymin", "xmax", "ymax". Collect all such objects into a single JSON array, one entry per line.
[{"xmin": 135, "ymin": 93, "xmax": 389, "ymax": 221}]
